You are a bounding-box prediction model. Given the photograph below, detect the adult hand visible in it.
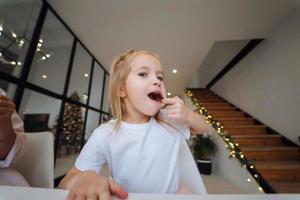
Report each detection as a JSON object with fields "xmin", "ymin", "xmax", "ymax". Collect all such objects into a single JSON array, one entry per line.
[{"xmin": 0, "ymin": 95, "xmax": 15, "ymax": 118}]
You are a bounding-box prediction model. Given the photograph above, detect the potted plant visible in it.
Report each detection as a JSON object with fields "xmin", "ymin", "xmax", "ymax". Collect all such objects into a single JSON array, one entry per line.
[{"xmin": 191, "ymin": 134, "xmax": 217, "ymax": 175}]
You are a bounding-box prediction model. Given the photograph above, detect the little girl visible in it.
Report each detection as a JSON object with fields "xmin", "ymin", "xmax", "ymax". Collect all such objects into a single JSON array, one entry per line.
[{"xmin": 59, "ymin": 50, "xmax": 209, "ymax": 200}]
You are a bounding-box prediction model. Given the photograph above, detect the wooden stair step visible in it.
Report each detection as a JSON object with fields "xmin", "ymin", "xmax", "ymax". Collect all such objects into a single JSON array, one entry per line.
[
  {"xmin": 191, "ymin": 90, "xmax": 215, "ymax": 93},
  {"xmin": 225, "ymin": 125, "xmax": 267, "ymax": 135},
  {"xmin": 193, "ymin": 93, "xmax": 218, "ymax": 97},
  {"xmin": 268, "ymin": 180, "xmax": 300, "ymax": 193},
  {"xmin": 217, "ymin": 117, "xmax": 256, "ymax": 126},
  {"xmin": 197, "ymin": 98, "xmax": 225, "ymax": 102},
  {"xmin": 206, "ymin": 107, "xmax": 238, "ymax": 112},
  {"xmin": 195, "ymin": 96, "xmax": 221, "ymax": 100},
  {"xmin": 242, "ymin": 146, "xmax": 300, "ymax": 161},
  {"xmin": 196, "ymin": 95, "xmax": 220, "ymax": 97},
  {"xmin": 254, "ymin": 160, "xmax": 300, "ymax": 169},
  {"xmin": 232, "ymin": 135, "xmax": 282, "ymax": 146},
  {"xmin": 200, "ymin": 102, "xmax": 232, "ymax": 107},
  {"xmin": 210, "ymin": 111, "xmax": 245, "ymax": 117},
  {"xmin": 254, "ymin": 161, "xmax": 300, "ymax": 181}
]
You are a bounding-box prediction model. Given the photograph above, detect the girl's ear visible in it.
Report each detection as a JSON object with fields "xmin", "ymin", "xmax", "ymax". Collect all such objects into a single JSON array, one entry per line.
[{"xmin": 119, "ymin": 87, "xmax": 126, "ymax": 98}]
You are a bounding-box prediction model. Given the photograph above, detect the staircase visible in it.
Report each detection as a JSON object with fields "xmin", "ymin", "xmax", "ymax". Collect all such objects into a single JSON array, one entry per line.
[{"xmin": 191, "ymin": 88, "xmax": 300, "ymax": 193}]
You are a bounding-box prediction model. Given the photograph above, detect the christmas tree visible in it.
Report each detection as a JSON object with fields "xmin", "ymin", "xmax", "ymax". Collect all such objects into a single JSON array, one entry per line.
[{"xmin": 60, "ymin": 92, "xmax": 84, "ymax": 155}]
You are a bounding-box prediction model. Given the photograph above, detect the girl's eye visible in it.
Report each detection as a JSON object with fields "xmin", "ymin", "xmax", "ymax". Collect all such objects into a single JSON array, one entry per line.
[
  {"xmin": 157, "ymin": 76, "xmax": 163, "ymax": 81},
  {"xmin": 138, "ymin": 72, "xmax": 148, "ymax": 78}
]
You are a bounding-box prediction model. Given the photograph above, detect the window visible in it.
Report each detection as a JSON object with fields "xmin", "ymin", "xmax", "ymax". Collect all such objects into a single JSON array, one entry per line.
[
  {"xmin": 19, "ymin": 89, "xmax": 61, "ymax": 133},
  {"xmin": 68, "ymin": 43, "xmax": 92, "ymax": 104},
  {"xmin": 27, "ymin": 10, "xmax": 73, "ymax": 94},
  {"xmin": 102, "ymin": 73, "xmax": 110, "ymax": 113},
  {"xmin": 0, "ymin": 80, "xmax": 17, "ymax": 98},
  {"xmin": 0, "ymin": 0, "xmax": 41, "ymax": 77},
  {"xmin": 85, "ymin": 109, "xmax": 100, "ymax": 140},
  {"xmin": 89, "ymin": 62, "xmax": 104, "ymax": 109}
]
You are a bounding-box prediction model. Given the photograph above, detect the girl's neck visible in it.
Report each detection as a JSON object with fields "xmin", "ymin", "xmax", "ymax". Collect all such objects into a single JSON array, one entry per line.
[{"xmin": 123, "ymin": 113, "xmax": 151, "ymax": 124}]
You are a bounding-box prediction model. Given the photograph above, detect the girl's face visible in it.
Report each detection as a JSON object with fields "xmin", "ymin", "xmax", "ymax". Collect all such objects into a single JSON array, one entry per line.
[{"xmin": 122, "ymin": 54, "xmax": 166, "ymax": 121}]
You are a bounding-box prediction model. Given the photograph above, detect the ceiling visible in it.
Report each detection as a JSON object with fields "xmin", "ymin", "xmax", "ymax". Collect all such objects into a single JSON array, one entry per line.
[{"xmin": 23, "ymin": 0, "xmax": 300, "ymax": 95}]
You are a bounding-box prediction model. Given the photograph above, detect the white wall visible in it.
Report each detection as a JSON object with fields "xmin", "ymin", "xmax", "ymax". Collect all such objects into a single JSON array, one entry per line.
[
  {"xmin": 212, "ymin": 9, "xmax": 300, "ymax": 145},
  {"xmin": 188, "ymin": 40, "xmax": 248, "ymax": 88}
]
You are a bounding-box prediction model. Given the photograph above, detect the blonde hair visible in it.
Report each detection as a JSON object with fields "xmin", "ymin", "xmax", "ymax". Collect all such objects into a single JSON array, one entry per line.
[{"xmin": 109, "ymin": 49, "xmax": 162, "ymax": 130}]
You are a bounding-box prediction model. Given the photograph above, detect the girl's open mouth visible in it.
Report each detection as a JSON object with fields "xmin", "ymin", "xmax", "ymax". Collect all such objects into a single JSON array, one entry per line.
[{"xmin": 148, "ymin": 92, "xmax": 163, "ymax": 102}]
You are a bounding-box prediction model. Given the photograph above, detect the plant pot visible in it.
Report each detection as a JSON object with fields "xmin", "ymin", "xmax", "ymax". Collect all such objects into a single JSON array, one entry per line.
[{"xmin": 196, "ymin": 159, "xmax": 212, "ymax": 175}]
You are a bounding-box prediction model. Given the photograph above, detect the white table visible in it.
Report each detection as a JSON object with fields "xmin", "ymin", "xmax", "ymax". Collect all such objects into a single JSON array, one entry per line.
[{"xmin": 0, "ymin": 186, "xmax": 300, "ymax": 200}]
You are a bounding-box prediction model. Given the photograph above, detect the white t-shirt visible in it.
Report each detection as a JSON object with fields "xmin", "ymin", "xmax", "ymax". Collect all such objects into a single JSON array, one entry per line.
[{"xmin": 75, "ymin": 109, "xmax": 190, "ymax": 193}]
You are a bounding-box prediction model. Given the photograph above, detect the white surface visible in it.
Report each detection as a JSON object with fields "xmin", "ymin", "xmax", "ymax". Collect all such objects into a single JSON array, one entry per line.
[
  {"xmin": 1, "ymin": 186, "xmax": 300, "ymax": 200},
  {"xmin": 212, "ymin": 8, "xmax": 300, "ymax": 145},
  {"xmin": 11, "ymin": 132, "xmax": 54, "ymax": 188},
  {"xmin": 178, "ymin": 140, "xmax": 207, "ymax": 194}
]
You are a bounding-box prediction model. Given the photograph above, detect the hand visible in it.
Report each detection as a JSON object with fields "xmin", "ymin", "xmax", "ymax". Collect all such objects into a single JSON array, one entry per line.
[
  {"xmin": 66, "ymin": 170, "xmax": 128, "ymax": 200},
  {"xmin": 162, "ymin": 96, "xmax": 192, "ymax": 124},
  {"xmin": 0, "ymin": 95, "xmax": 15, "ymax": 118}
]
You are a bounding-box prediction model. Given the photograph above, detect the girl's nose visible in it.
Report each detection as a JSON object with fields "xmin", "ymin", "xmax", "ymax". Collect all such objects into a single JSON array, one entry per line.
[
  {"xmin": 154, "ymin": 82, "xmax": 160, "ymax": 87},
  {"xmin": 153, "ymin": 78, "xmax": 161, "ymax": 87}
]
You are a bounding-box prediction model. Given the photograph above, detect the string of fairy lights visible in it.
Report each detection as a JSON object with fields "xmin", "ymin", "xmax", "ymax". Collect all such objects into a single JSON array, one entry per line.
[{"xmin": 184, "ymin": 89, "xmax": 271, "ymax": 193}]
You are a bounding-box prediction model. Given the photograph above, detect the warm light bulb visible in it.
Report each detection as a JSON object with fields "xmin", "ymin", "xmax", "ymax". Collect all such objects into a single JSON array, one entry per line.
[
  {"xmin": 167, "ymin": 92, "xmax": 171, "ymax": 96},
  {"xmin": 83, "ymin": 93, "xmax": 88, "ymax": 99},
  {"xmin": 84, "ymin": 73, "xmax": 89, "ymax": 77},
  {"xmin": 172, "ymin": 69, "xmax": 178, "ymax": 74},
  {"xmin": 42, "ymin": 75, "xmax": 47, "ymax": 79},
  {"xmin": 247, "ymin": 178, "xmax": 251, "ymax": 182}
]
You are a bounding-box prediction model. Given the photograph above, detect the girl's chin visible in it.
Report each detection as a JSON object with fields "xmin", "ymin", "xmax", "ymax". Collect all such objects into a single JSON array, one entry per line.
[
  {"xmin": 143, "ymin": 108, "xmax": 161, "ymax": 116},
  {"xmin": 142, "ymin": 101, "xmax": 164, "ymax": 116}
]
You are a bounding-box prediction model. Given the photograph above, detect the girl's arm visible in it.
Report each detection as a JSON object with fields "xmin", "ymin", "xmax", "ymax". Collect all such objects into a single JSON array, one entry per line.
[
  {"xmin": 59, "ymin": 167, "xmax": 128, "ymax": 200},
  {"xmin": 186, "ymin": 109, "xmax": 210, "ymax": 134},
  {"xmin": 162, "ymin": 96, "xmax": 210, "ymax": 134}
]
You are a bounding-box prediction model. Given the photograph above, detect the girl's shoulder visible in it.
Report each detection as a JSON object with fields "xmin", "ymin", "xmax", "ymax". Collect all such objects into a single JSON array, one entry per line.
[{"xmin": 93, "ymin": 119, "xmax": 117, "ymax": 137}]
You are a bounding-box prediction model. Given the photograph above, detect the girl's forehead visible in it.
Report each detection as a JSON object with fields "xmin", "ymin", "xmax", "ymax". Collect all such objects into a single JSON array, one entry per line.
[{"xmin": 130, "ymin": 54, "xmax": 162, "ymax": 71}]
